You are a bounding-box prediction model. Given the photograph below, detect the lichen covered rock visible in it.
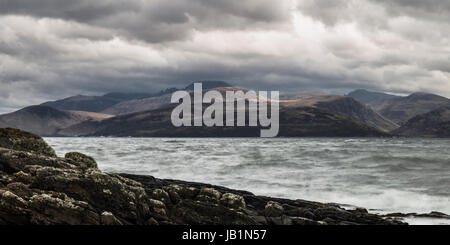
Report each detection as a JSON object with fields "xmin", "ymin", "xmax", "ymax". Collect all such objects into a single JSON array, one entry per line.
[
  {"xmin": 196, "ymin": 187, "xmax": 222, "ymax": 204},
  {"xmin": 265, "ymin": 201, "xmax": 284, "ymax": 217},
  {"xmin": 65, "ymin": 152, "xmax": 98, "ymax": 169},
  {"xmin": 0, "ymin": 128, "xmax": 56, "ymax": 157},
  {"xmin": 219, "ymin": 193, "xmax": 246, "ymax": 210},
  {"xmin": 0, "ymin": 129, "xmax": 152, "ymax": 225}
]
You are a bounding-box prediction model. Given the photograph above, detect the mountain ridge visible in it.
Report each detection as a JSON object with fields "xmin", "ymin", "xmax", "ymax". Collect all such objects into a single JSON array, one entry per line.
[
  {"xmin": 280, "ymin": 92, "xmax": 398, "ymax": 131},
  {"xmin": 371, "ymin": 92, "xmax": 450, "ymax": 125},
  {"xmin": 0, "ymin": 105, "xmax": 113, "ymax": 136},
  {"xmin": 347, "ymin": 89, "xmax": 401, "ymax": 104},
  {"xmin": 59, "ymin": 97, "xmax": 390, "ymax": 137},
  {"xmin": 2, "ymin": 84, "xmax": 450, "ymax": 137},
  {"xmin": 393, "ymin": 106, "xmax": 450, "ymax": 137}
]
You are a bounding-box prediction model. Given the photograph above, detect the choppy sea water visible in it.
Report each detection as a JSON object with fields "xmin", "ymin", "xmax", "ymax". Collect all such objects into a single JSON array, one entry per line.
[{"xmin": 45, "ymin": 137, "xmax": 450, "ymax": 225}]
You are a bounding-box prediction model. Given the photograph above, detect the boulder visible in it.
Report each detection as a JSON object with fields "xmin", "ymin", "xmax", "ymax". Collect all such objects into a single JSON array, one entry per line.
[
  {"xmin": 0, "ymin": 128, "xmax": 56, "ymax": 157},
  {"xmin": 219, "ymin": 193, "xmax": 246, "ymax": 210},
  {"xmin": 101, "ymin": 211, "xmax": 123, "ymax": 225},
  {"xmin": 196, "ymin": 188, "xmax": 222, "ymax": 204},
  {"xmin": 65, "ymin": 152, "xmax": 98, "ymax": 169},
  {"xmin": 265, "ymin": 201, "xmax": 284, "ymax": 217}
]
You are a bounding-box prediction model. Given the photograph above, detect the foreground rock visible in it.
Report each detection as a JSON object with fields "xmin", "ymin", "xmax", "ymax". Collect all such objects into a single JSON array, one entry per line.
[
  {"xmin": 0, "ymin": 128, "xmax": 404, "ymax": 225},
  {"xmin": 384, "ymin": 211, "xmax": 450, "ymax": 220},
  {"xmin": 119, "ymin": 174, "xmax": 406, "ymax": 225}
]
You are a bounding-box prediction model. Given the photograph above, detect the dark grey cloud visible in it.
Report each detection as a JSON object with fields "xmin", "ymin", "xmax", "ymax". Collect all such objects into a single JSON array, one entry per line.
[
  {"xmin": 0, "ymin": 0, "xmax": 136, "ymax": 22},
  {"xmin": 0, "ymin": 0, "xmax": 290, "ymax": 43},
  {"xmin": 371, "ymin": 0, "xmax": 450, "ymax": 22},
  {"xmin": 0, "ymin": 0, "xmax": 288, "ymax": 24},
  {"xmin": 0, "ymin": 0, "xmax": 449, "ymax": 113},
  {"xmin": 298, "ymin": 0, "xmax": 450, "ymax": 25}
]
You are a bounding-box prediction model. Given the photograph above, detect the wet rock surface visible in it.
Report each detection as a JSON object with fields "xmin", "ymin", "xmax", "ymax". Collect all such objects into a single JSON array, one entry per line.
[
  {"xmin": 0, "ymin": 128, "xmax": 407, "ymax": 225},
  {"xmin": 384, "ymin": 211, "xmax": 450, "ymax": 220},
  {"xmin": 120, "ymin": 173, "xmax": 406, "ymax": 225}
]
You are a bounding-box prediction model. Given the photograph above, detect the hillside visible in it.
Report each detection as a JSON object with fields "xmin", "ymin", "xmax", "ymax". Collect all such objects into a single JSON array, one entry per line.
[
  {"xmin": 0, "ymin": 105, "xmax": 113, "ymax": 136},
  {"xmin": 347, "ymin": 89, "xmax": 400, "ymax": 105},
  {"xmin": 105, "ymin": 90, "xmax": 398, "ymax": 132},
  {"xmin": 101, "ymin": 93, "xmax": 173, "ymax": 115},
  {"xmin": 393, "ymin": 106, "xmax": 450, "ymax": 137},
  {"xmin": 371, "ymin": 92, "xmax": 450, "ymax": 125},
  {"xmin": 280, "ymin": 93, "xmax": 398, "ymax": 131},
  {"xmin": 60, "ymin": 102, "xmax": 389, "ymax": 137},
  {"xmin": 102, "ymin": 81, "xmax": 234, "ymax": 115},
  {"xmin": 40, "ymin": 81, "xmax": 232, "ymax": 115},
  {"xmin": 41, "ymin": 93, "xmax": 155, "ymax": 113}
]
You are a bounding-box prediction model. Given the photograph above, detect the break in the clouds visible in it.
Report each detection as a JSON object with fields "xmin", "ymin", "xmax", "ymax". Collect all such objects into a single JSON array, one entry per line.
[{"xmin": 0, "ymin": 0, "xmax": 449, "ymax": 113}]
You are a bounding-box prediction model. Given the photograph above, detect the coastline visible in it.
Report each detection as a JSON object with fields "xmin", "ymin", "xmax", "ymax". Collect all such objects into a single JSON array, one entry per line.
[
  {"xmin": 119, "ymin": 173, "xmax": 450, "ymax": 225},
  {"xmin": 0, "ymin": 128, "xmax": 410, "ymax": 225}
]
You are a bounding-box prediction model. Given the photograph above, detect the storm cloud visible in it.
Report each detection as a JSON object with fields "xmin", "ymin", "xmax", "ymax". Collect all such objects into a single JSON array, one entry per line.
[{"xmin": 0, "ymin": 0, "xmax": 449, "ymax": 113}]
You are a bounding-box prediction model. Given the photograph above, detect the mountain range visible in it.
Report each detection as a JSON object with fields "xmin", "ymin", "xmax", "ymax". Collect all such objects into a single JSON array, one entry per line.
[
  {"xmin": 58, "ymin": 89, "xmax": 388, "ymax": 137},
  {"xmin": 1, "ymin": 82, "xmax": 449, "ymax": 137}
]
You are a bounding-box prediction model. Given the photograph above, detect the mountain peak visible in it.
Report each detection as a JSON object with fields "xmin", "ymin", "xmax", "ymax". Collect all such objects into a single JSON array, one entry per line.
[{"xmin": 347, "ymin": 89, "xmax": 400, "ymax": 104}]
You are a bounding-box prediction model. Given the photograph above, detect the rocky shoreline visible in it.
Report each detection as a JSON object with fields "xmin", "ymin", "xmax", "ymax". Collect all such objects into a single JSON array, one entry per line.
[{"xmin": 0, "ymin": 128, "xmax": 417, "ymax": 225}]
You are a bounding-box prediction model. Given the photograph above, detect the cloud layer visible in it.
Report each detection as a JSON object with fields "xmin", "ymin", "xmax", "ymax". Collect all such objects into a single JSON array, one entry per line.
[{"xmin": 0, "ymin": 0, "xmax": 449, "ymax": 113}]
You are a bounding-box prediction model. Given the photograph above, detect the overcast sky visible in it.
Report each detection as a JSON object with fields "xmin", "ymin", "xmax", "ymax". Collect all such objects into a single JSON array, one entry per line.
[{"xmin": 0, "ymin": 0, "xmax": 449, "ymax": 113}]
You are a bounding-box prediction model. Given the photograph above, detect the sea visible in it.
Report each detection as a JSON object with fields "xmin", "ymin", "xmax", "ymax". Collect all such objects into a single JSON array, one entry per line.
[{"xmin": 45, "ymin": 137, "xmax": 450, "ymax": 225}]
